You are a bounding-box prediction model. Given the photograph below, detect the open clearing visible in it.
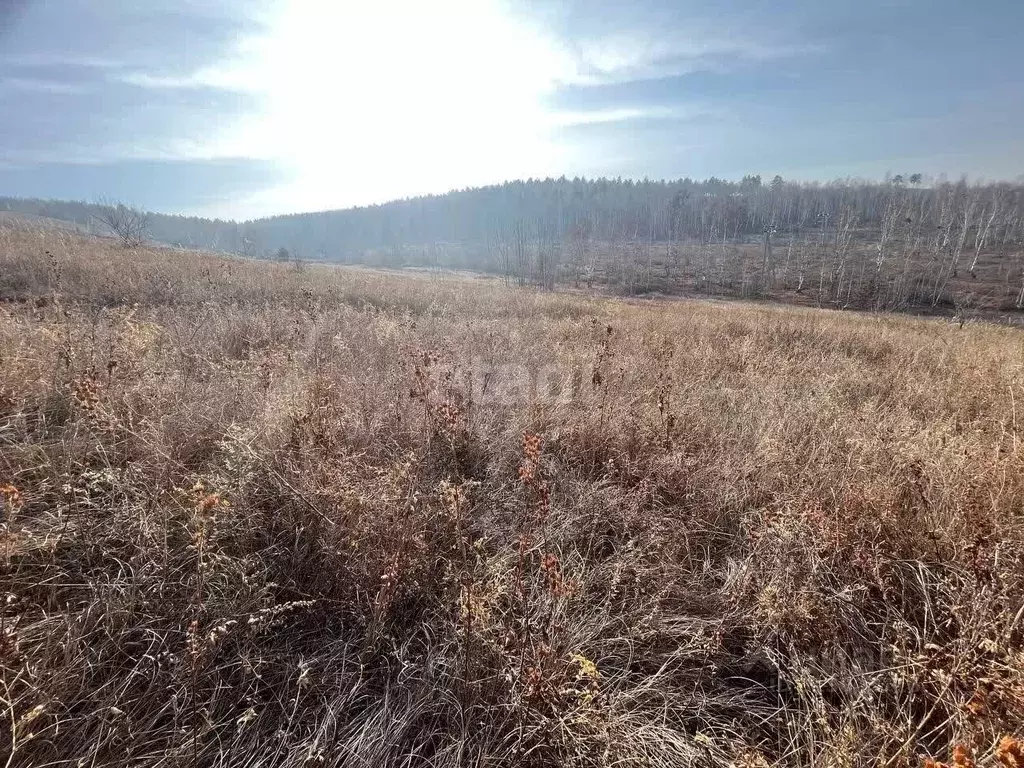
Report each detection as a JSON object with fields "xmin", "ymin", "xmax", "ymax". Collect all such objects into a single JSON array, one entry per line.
[{"xmin": 1, "ymin": 224, "xmax": 1023, "ymax": 767}]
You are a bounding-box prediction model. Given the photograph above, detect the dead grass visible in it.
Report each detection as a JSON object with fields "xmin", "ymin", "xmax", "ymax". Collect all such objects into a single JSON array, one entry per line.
[{"xmin": 1, "ymin": 223, "xmax": 1023, "ymax": 767}]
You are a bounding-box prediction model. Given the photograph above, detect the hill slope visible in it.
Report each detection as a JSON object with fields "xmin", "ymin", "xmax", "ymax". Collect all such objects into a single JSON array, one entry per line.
[
  {"xmin": 2, "ymin": 225, "xmax": 1023, "ymax": 767},
  {"xmin": 4, "ymin": 174, "xmax": 1024, "ymax": 314}
]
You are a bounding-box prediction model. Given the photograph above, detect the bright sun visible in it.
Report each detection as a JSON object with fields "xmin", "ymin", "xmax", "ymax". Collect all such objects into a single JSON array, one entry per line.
[{"xmin": 211, "ymin": 0, "xmax": 574, "ymax": 216}]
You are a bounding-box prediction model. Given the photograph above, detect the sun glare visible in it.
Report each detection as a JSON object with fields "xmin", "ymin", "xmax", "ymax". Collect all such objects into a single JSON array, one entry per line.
[{"xmin": 220, "ymin": 0, "xmax": 571, "ymax": 215}]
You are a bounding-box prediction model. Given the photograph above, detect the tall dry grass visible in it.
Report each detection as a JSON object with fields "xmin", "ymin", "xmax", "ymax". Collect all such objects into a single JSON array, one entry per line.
[{"xmin": 1, "ymin": 223, "xmax": 1023, "ymax": 767}]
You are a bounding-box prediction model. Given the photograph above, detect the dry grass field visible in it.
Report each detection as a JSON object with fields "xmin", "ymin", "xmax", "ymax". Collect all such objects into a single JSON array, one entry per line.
[{"xmin": 1, "ymin": 222, "xmax": 1023, "ymax": 767}]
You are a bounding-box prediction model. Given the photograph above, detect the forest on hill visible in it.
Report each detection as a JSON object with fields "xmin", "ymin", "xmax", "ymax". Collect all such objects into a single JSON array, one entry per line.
[{"xmin": 4, "ymin": 174, "xmax": 1024, "ymax": 314}]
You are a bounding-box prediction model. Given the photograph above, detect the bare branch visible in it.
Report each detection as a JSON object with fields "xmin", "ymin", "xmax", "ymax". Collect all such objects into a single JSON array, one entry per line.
[{"xmin": 92, "ymin": 200, "xmax": 149, "ymax": 248}]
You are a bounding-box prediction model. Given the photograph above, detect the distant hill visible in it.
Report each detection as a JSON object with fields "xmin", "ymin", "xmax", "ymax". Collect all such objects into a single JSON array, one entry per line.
[
  {"xmin": 3, "ymin": 176, "xmax": 1023, "ymax": 315},
  {"xmin": 0, "ymin": 197, "xmax": 245, "ymax": 252},
  {"xmin": 10, "ymin": 175, "xmax": 1021, "ymax": 262},
  {"xmin": 0, "ymin": 210, "xmax": 91, "ymax": 232}
]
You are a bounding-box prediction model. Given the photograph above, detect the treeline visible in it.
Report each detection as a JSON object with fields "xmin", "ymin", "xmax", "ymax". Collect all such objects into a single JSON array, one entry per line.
[
  {"xmin": 5, "ymin": 175, "xmax": 1024, "ymax": 255},
  {"xmin": 250, "ymin": 174, "xmax": 1024, "ymax": 257},
  {"xmin": 3, "ymin": 174, "xmax": 1024, "ymax": 312}
]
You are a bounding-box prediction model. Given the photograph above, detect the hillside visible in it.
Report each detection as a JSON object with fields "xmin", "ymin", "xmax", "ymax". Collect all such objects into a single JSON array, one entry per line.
[
  {"xmin": 2, "ymin": 223, "xmax": 1023, "ymax": 767},
  {"xmin": 4, "ymin": 175, "xmax": 1024, "ymax": 315}
]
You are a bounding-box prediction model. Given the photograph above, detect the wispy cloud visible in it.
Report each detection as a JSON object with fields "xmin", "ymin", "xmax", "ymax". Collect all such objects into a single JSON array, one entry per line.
[
  {"xmin": 1, "ymin": 76, "xmax": 91, "ymax": 95},
  {"xmin": 561, "ymin": 33, "xmax": 825, "ymax": 86},
  {"xmin": 550, "ymin": 104, "xmax": 724, "ymax": 128},
  {"xmin": 0, "ymin": 0, "xmax": 266, "ymax": 171}
]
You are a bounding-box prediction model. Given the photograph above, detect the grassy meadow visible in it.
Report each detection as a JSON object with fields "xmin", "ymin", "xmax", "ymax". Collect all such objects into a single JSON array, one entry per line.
[{"xmin": 1, "ymin": 223, "xmax": 1023, "ymax": 767}]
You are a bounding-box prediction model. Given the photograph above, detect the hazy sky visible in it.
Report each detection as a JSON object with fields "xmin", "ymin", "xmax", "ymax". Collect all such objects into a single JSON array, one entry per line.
[{"xmin": 2, "ymin": 0, "xmax": 1022, "ymax": 219}]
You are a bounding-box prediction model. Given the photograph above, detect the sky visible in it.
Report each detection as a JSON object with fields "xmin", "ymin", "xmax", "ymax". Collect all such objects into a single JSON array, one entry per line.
[{"xmin": 1, "ymin": 0, "xmax": 1022, "ymax": 220}]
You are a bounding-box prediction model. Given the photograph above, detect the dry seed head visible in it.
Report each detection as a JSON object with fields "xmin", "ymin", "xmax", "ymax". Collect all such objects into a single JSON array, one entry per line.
[
  {"xmin": 198, "ymin": 492, "xmax": 225, "ymax": 513},
  {"xmin": 522, "ymin": 431, "xmax": 542, "ymax": 459},
  {"xmin": 1, "ymin": 483, "xmax": 22, "ymax": 513},
  {"xmin": 952, "ymin": 744, "xmax": 975, "ymax": 768},
  {"xmin": 519, "ymin": 432, "xmax": 543, "ymax": 483},
  {"xmin": 541, "ymin": 551, "xmax": 562, "ymax": 595}
]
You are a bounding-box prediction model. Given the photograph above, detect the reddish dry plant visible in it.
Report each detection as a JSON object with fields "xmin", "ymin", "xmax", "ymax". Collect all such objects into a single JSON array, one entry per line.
[
  {"xmin": 924, "ymin": 737, "xmax": 1024, "ymax": 768},
  {"xmin": 996, "ymin": 736, "xmax": 1024, "ymax": 768},
  {"xmin": 435, "ymin": 400, "xmax": 463, "ymax": 439},
  {"xmin": 0, "ymin": 483, "xmax": 21, "ymax": 511},
  {"xmin": 518, "ymin": 431, "xmax": 551, "ymax": 524},
  {"xmin": 923, "ymin": 745, "xmax": 974, "ymax": 768},
  {"xmin": 540, "ymin": 551, "xmax": 563, "ymax": 597},
  {"xmin": 71, "ymin": 368, "xmax": 100, "ymax": 412},
  {"xmin": 519, "ymin": 431, "xmax": 543, "ymax": 483}
]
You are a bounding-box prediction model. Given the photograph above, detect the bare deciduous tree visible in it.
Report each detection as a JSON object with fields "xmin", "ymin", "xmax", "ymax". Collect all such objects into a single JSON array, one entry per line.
[
  {"xmin": 93, "ymin": 201, "xmax": 149, "ymax": 248},
  {"xmin": 968, "ymin": 187, "xmax": 1002, "ymax": 278}
]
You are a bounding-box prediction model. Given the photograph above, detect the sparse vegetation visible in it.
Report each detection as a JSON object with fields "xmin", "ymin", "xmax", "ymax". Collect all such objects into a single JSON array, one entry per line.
[{"xmin": 1, "ymin": 221, "xmax": 1022, "ymax": 767}]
